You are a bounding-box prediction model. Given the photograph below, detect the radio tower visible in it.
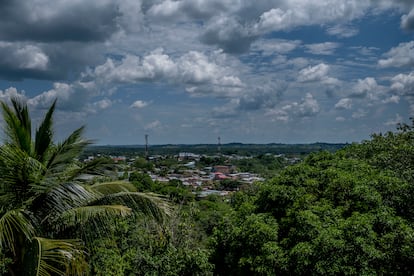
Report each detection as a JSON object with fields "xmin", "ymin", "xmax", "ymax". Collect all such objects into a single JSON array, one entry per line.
[{"xmin": 145, "ymin": 134, "xmax": 149, "ymax": 160}]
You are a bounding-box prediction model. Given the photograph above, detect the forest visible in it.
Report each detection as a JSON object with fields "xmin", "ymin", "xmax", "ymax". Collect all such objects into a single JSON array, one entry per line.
[{"xmin": 1, "ymin": 99, "xmax": 413, "ymax": 275}]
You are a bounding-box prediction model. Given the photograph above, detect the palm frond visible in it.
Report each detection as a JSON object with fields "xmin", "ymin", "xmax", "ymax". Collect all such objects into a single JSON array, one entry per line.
[
  {"xmin": 0, "ymin": 209, "xmax": 35, "ymax": 255},
  {"xmin": 92, "ymin": 192, "xmax": 171, "ymax": 223},
  {"xmin": 90, "ymin": 181, "xmax": 137, "ymax": 194},
  {"xmin": 35, "ymin": 99, "xmax": 56, "ymax": 163},
  {"xmin": 46, "ymin": 126, "xmax": 92, "ymax": 173},
  {"xmin": 52, "ymin": 205, "xmax": 132, "ymax": 233},
  {"xmin": 67, "ymin": 157, "xmax": 115, "ymax": 181},
  {"xmin": 23, "ymin": 237, "xmax": 87, "ymax": 276},
  {"xmin": 0, "ymin": 145, "xmax": 45, "ymax": 202},
  {"xmin": 33, "ymin": 183, "xmax": 99, "ymax": 224},
  {"xmin": 1, "ymin": 98, "xmax": 32, "ymax": 154}
]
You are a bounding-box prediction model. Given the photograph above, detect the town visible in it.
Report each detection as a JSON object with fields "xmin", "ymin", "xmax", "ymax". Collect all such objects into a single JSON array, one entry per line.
[{"xmin": 80, "ymin": 143, "xmax": 342, "ymax": 200}]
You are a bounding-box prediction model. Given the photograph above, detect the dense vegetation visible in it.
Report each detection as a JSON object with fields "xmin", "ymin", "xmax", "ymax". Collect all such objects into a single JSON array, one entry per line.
[{"xmin": 1, "ymin": 97, "xmax": 413, "ymax": 275}]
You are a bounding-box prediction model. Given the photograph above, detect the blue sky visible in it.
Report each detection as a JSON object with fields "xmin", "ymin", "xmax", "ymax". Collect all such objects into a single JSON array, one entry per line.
[{"xmin": 0, "ymin": 0, "xmax": 413, "ymax": 145}]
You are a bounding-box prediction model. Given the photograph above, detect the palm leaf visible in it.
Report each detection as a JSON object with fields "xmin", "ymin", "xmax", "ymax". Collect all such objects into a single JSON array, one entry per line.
[
  {"xmin": 67, "ymin": 157, "xmax": 115, "ymax": 181},
  {"xmin": 92, "ymin": 192, "xmax": 171, "ymax": 222},
  {"xmin": 0, "ymin": 209, "xmax": 35, "ymax": 255},
  {"xmin": 23, "ymin": 237, "xmax": 87, "ymax": 276},
  {"xmin": 52, "ymin": 205, "xmax": 132, "ymax": 233},
  {"xmin": 45, "ymin": 126, "xmax": 92, "ymax": 174},
  {"xmin": 1, "ymin": 98, "xmax": 32, "ymax": 155},
  {"xmin": 35, "ymin": 99, "xmax": 56, "ymax": 163},
  {"xmin": 90, "ymin": 181, "xmax": 137, "ymax": 194},
  {"xmin": 33, "ymin": 183, "xmax": 99, "ymax": 225},
  {"xmin": 0, "ymin": 145, "xmax": 45, "ymax": 203}
]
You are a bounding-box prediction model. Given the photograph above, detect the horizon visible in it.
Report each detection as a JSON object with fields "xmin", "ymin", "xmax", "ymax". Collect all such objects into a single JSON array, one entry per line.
[{"xmin": 0, "ymin": 1, "xmax": 413, "ymax": 145}]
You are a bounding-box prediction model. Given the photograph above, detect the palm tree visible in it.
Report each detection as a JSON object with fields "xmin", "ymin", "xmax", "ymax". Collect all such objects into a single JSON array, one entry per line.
[{"xmin": 0, "ymin": 98, "xmax": 168, "ymax": 275}]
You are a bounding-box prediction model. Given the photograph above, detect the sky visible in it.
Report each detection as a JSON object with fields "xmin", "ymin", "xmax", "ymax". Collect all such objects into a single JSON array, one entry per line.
[{"xmin": 0, "ymin": 0, "xmax": 413, "ymax": 145}]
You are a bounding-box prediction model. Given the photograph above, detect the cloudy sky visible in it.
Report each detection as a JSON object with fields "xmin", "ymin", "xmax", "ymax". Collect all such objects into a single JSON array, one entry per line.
[{"xmin": 0, "ymin": 0, "xmax": 413, "ymax": 145}]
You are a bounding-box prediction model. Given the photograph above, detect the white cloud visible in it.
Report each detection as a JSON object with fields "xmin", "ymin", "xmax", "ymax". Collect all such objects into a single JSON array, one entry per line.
[
  {"xmin": 93, "ymin": 49, "xmax": 243, "ymax": 98},
  {"xmin": 266, "ymin": 93, "xmax": 320, "ymax": 120},
  {"xmin": 28, "ymin": 81, "xmax": 95, "ymax": 111},
  {"xmin": 391, "ymin": 72, "xmax": 414, "ymax": 93},
  {"xmin": 297, "ymin": 63, "xmax": 339, "ymax": 84},
  {"xmin": 335, "ymin": 98, "xmax": 352, "ymax": 109},
  {"xmin": 384, "ymin": 113, "xmax": 403, "ymax": 126},
  {"xmin": 352, "ymin": 77, "xmax": 380, "ymax": 98},
  {"xmin": 87, "ymin": 98, "xmax": 113, "ymax": 114},
  {"xmin": 0, "ymin": 87, "xmax": 26, "ymax": 102},
  {"xmin": 145, "ymin": 120, "xmax": 161, "ymax": 130},
  {"xmin": 391, "ymin": 71, "xmax": 414, "ymax": 114},
  {"xmin": 326, "ymin": 24, "xmax": 359, "ymax": 38},
  {"xmin": 378, "ymin": 41, "xmax": 414, "ymax": 68},
  {"xmin": 130, "ymin": 100, "xmax": 149, "ymax": 109},
  {"xmin": 382, "ymin": 95, "xmax": 400, "ymax": 104},
  {"xmin": 305, "ymin": 42, "xmax": 340, "ymax": 55},
  {"xmin": 0, "ymin": 42, "xmax": 49, "ymax": 70},
  {"xmin": 401, "ymin": 8, "xmax": 414, "ymax": 31},
  {"xmin": 253, "ymin": 1, "xmax": 369, "ymax": 34},
  {"xmin": 352, "ymin": 109, "xmax": 367, "ymax": 119},
  {"xmin": 252, "ymin": 39, "xmax": 301, "ymax": 55},
  {"xmin": 296, "ymin": 93, "xmax": 320, "ymax": 117},
  {"xmin": 148, "ymin": 0, "xmax": 181, "ymax": 18}
]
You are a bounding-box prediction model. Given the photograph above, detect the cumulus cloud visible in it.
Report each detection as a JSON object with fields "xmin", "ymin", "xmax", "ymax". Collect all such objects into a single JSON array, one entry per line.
[
  {"xmin": 352, "ymin": 77, "xmax": 381, "ymax": 98},
  {"xmin": 352, "ymin": 109, "xmax": 368, "ymax": 119},
  {"xmin": 382, "ymin": 95, "xmax": 400, "ymax": 104},
  {"xmin": 0, "ymin": 42, "xmax": 50, "ymax": 79},
  {"xmin": 378, "ymin": 41, "xmax": 414, "ymax": 68},
  {"xmin": 298, "ymin": 63, "xmax": 329, "ymax": 82},
  {"xmin": 266, "ymin": 93, "xmax": 320, "ymax": 121},
  {"xmin": 252, "ymin": 39, "xmax": 302, "ymax": 55},
  {"xmin": 0, "ymin": 1, "xmax": 120, "ymax": 42},
  {"xmin": 148, "ymin": 0, "xmax": 230, "ymax": 21},
  {"xmin": 145, "ymin": 120, "xmax": 162, "ymax": 130},
  {"xmin": 130, "ymin": 100, "xmax": 149, "ymax": 109},
  {"xmin": 384, "ymin": 113, "xmax": 403, "ymax": 126},
  {"xmin": 326, "ymin": 24, "xmax": 359, "ymax": 38},
  {"xmin": 391, "ymin": 72, "xmax": 414, "ymax": 92},
  {"xmin": 391, "ymin": 71, "xmax": 414, "ymax": 113},
  {"xmin": 253, "ymin": 1, "xmax": 369, "ymax": 34},
  {"xmin": 305, "ymin": 42, "xmax": 340, "ymax": 55},
  {"xmin": 401, "ymin": 8, "xmax": 414, "ymax": 30},
  {"xmin": 28, "ymin": 81, "xmax": 96, "ymax": 111},
  {"xmin": 0, "ymin": 87, "xmax": 27, "ymax": 102},
  {"xmin": 93, "ymin": 49, "xmax": 243, "ymax": 97},
  {"xmin": 87, "ymin": 98, "xmax": 113, "ymax": 114},
  {"xmin": 200, "ymin": 16, "xmax": 257, "ymax": 54},
  {"xmin": 335, "ymin": 98, "xmax": 352, "ymax": 109},
  {"xmin": 297, "ymin": 63, "xmax": 339, "ymax": 85}
]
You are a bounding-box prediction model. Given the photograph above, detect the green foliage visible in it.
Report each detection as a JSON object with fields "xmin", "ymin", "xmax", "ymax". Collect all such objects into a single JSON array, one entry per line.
[
  {"xmin": 89, "ymin": 211, "xmax": 213, "ymax": 276},
  {"xmin": 210, "ymin": 212, "xmax": 282, "ymax": 275},
  {"xmin": 0, "ymin": 98, "xmax": 167, "ymax": 275},
  {"xmin": 133, "ymin": 157, "xmax": 154, "ymax": 171},
  {"xmin": 232, "ymin": 154, "xmax": 287, "ymax": 177},
  {"xmin": 129, "ymin": 171, "xmax": 154, "ymax": 191},
  {"xmin": 209, "ymin": 119, "xmax": 414, "ymax": 274}
]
